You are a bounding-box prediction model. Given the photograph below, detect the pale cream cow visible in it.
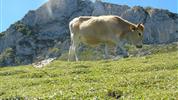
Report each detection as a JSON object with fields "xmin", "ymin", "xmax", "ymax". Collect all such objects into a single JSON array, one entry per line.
[{"xmin": 68, "ymin": 15, "xmax": 144, "ymax": 61}]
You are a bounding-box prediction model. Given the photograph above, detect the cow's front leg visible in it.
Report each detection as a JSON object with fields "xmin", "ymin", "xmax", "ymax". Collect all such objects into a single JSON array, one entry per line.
[
  {"xmin": 113, "ymin": 46, "xmax": 129, "ymax": 60},
  {"xmin": 104, "ymin": 44, "xmax": 109, "ymax": 59},
  {"xmin": 116, "ymin": 41, "xmax": 129, "ymax": 58},
  {"xmin": 119, "ymin": 46, "xmax": 129, "ymax": 58}
]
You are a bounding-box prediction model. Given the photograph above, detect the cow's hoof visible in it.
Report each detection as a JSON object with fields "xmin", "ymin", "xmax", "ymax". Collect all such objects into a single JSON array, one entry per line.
[{"xmin": 123, "ymin": 55, "xmax": 129, "ymax": 58}]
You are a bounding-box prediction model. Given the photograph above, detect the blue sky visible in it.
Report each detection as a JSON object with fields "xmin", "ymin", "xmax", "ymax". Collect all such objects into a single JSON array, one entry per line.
[{"xmin": 0, "ymin": 0, "xmax": 177, "ymax": 32}]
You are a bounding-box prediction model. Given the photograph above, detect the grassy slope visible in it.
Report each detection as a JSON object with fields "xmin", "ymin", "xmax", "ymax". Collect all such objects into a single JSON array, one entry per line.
[{"xmin": 0, "ymin": 46, "xmax": 178, "ymax": 99}]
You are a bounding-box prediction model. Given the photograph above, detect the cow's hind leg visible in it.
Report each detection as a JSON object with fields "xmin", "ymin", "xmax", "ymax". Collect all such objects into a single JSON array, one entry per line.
[
  {"xmin": 68, "ymin": 45, "xmax": 73, "ymax": 61},
  {"xmin": 73, "ymin": 39, "xmax": 79, "ymax": 61},
  {"xmin": 68, "ymin": 34, "xmax": 80, "ymax": 61},
  {"xmin": 68, "ymin": 21, "xmax": 80, "ymax": 61},
  {"xmin": 73, "ymin": 35, "xmax": 80, "ymax": 61}
]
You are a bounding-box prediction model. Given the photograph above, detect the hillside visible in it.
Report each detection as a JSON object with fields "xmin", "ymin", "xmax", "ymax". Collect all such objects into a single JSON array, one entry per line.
[
  {"xmin": 0, "ymin": 45, "xmax": 178, "ymax": 99},
  {"xmin": 0, "ymin": 0, "xmax": 178, "ymax": 66}
]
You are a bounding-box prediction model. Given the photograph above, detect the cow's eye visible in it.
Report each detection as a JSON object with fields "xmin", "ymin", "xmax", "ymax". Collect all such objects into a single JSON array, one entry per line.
[{"xmin": 138, "ymin": 33, "xmax": 142, "ymax": 36}]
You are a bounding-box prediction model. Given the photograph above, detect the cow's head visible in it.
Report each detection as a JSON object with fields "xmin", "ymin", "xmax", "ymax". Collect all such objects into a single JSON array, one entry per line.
[{"xmin": 129, "ymin": 23, "xmax": 144, "ymax": 48}]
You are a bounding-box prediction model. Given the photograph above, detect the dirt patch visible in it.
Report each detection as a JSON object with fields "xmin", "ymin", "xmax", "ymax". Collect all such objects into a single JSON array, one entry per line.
[{"xmin": 107, "ymin": 89, "xmax": 123, "ymax": 99}]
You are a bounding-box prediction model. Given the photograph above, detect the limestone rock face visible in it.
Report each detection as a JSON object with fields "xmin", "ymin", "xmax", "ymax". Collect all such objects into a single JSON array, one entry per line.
[
  {"xmin": 0, "ymin": 0, "xmax": 178, "ymax": 66},
  {"xmin": 143, "ymin": 9, "xmax": 178, "ymax": 43}
]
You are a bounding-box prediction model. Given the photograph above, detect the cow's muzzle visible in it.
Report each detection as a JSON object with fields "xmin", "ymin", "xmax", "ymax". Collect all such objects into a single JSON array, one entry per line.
[{"xmin": 136, "ymin": 45, "xmax": 142, "ymax": 48}]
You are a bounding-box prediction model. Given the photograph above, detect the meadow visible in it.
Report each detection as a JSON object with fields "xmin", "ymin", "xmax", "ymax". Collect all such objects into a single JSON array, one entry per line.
[{"xmin": 0, "ymin": 43, "xmax": 178, "ymax": 99}]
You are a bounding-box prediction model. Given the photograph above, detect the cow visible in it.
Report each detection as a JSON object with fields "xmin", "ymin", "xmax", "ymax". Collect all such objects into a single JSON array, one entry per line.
[{"xmin": 68, "ymin": 15, "xmax": 144, "ymax": 61}]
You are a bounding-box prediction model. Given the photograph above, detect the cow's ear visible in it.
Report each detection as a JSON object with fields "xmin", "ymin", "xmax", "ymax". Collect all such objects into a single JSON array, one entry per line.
[
  {"xmin": 130, "ymin": 25, "xmax": 137, "ymax": 32},
  {"xmin": 137, "ymin": 23, "xmax": 144, "ymax": 31}
]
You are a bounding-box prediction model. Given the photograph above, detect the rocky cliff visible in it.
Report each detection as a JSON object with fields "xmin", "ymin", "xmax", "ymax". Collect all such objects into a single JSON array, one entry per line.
[{"xmin": 0, "ymin": 0, "xmax": 178, "ymax": 66}]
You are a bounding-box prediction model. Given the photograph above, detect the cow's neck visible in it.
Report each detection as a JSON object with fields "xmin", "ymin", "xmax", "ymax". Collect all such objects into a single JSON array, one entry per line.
[{"xmin": 121, "ymin": 31, "xmax": 132, "ymax": 44}]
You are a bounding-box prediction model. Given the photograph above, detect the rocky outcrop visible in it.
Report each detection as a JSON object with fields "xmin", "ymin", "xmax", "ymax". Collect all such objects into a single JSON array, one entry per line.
[{"xmin": 0, "ymin": 0, "xmax": 178, "ymax": 66}]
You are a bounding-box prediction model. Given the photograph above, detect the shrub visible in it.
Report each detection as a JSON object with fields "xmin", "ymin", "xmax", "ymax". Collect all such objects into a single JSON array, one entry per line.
[
  {"xmin": 47, "ymin": 47, "xmax": 61, "ymax": 58},
  {"xmin": 0, "ymin": 32, "xmax": 5, "ymax": 37},
  {"xmin": 0, "ymin": 48, "xmax": 15, "ymax": 66},
  {"xmin": 145, "ymin": 6, "xmax": 153, "ymax": 14},
  {"xmin": 14, "ymin": 21, "xmax": 34, "ymax": 36}
]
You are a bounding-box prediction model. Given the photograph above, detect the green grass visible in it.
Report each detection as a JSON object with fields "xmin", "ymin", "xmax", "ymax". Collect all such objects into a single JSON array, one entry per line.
[{"xmin": 0, "ymin": 46, "xmax": 178, "ymax": 99}]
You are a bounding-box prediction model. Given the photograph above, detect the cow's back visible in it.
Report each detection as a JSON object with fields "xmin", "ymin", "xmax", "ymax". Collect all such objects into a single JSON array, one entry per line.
[{"xmin": 78, "ymin": 16, "xmax": 120, "ymax": 45}]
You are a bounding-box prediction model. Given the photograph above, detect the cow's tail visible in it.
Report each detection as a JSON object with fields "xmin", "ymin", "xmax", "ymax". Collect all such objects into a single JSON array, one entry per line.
[
  {"xmin": 69, "ymin": 21, "xmax": 74, "ymax": 43},
  {"xmin": 68, "ymin": 21, "xmax": 74, "ymax": 61}
]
